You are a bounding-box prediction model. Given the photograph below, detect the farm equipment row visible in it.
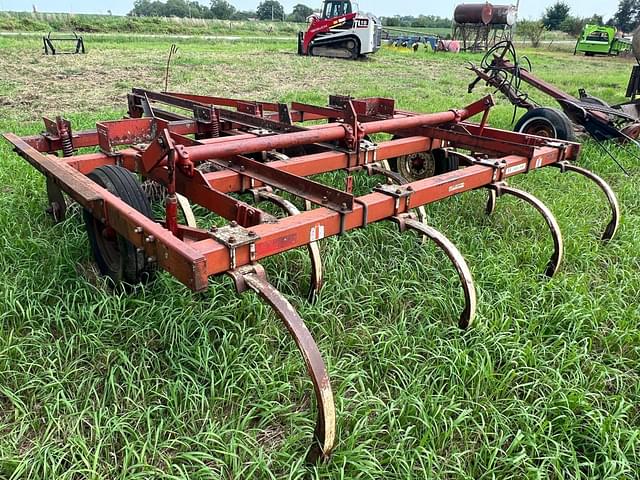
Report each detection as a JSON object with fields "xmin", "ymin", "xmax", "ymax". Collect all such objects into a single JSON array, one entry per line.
[
  {"xmin": 3, "ymin": 88, "xmax": 621, "ymax": 460},
  {"xmin": 383, "ymin": 30, "xmax": 461, "ymax": 53}
]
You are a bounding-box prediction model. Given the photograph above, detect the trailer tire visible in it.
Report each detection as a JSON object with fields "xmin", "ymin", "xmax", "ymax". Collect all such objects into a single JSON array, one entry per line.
[
  {"xmin": 514, "ymin": 107, "xmax": 577, "ymax": 142},
  {"xmin": 83, "ymin": 165, "xmax": 156, "ymax": 286},
  {"xmin": 389, "ymin": 148, "xmax": 458, "ymax": 182}
]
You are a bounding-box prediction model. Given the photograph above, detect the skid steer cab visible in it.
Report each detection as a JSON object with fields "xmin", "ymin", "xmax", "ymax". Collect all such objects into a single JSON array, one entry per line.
[{"xmin": 297, "ymin": 0, "xmax": 382, "ymax": 59}]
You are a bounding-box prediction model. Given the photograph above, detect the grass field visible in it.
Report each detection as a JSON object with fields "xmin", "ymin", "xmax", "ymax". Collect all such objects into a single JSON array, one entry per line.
[{"xmin": 0, "ymin": 34, "xmax": 639, "ymax": 478}]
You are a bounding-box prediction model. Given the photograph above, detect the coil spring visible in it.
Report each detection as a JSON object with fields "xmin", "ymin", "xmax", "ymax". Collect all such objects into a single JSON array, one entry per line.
[
  {"xmin": 207, "ymin": 111, "xmax": 220, "ymax": 138},
  {"xmin": 56, "ymin": 117, "xmax": 74, "ymax": 157},
  {"xmin": 61, "ymin": 134, "xmax": 74, "ymax": 157},
  {"xmin": 195, "ymin": 110, "xmax": 220, "ymax": 140}
]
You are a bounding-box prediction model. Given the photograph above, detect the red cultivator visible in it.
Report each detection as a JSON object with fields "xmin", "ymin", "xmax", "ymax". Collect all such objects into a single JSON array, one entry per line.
[{"xmin": 3, "ymin": 89, "xmax": 621, "ymax": 460}]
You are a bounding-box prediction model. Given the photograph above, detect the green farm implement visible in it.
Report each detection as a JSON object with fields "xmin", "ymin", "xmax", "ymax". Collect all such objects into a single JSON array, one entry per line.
[{"xmin": 574, "ymin": 24, "xmax": 631, "ymax": 56}]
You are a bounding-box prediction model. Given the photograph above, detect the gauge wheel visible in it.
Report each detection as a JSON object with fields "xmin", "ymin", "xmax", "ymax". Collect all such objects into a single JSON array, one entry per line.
[
  {"xmin": 389, "ymin": 148, "xmax": 458, "ymax": 182},
  {"xmin": 83, "ymin": 165, "xmax": 156, "ymax": 286},
  {"xmin": 514, "ymin": 107, "xmax": 577, "ymax": 142}
]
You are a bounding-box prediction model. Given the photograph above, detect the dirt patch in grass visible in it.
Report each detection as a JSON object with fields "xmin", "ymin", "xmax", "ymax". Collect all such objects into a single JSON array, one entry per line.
[
  {"xmin": 0, "ymin": 46, "xmax": 162, "ymax": 119},
  {"xmin": 0, "ymin": 38, "xmax": 454, "ymax": 122}
]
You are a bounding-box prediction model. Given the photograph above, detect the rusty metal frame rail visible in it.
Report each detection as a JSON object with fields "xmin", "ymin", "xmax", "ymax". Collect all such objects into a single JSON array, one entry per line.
[{"xmin": 2, "ymin": 88, "xmax": 622, "ymax": 461}]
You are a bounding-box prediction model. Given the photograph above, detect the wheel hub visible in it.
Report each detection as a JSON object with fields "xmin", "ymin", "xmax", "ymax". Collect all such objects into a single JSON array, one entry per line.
[
  {"xmin": 101, "ymin": 226, "xmax": 116, "ymax": 241},
  {"xmin": 397, "ymin": 152, "xmax": 436, "ymax": 180},
  {"xmin": 523, "ymin": 120, "xmax": 556, "ymax": 138}
]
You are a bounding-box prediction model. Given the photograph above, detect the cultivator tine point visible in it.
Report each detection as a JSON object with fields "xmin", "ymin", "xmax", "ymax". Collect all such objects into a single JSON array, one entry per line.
[
  {"xmin": 253, "ymin": 188, "xmax": 324, "ymax": 302},
  {"xmin": 553, "ymin": 162, "xmax": 620, "ymax": 241},
  {"xmin": 393, "ymin": 213, "xmax": 477, "ymax": 329},
  {"xmin": 228, "ymin": 265, "xmax": 336, "ymax": 461},
  {"xmin": 485, "ymin": 188, "xmax": 497, "ymax": 216},
  {"xmin": 176, "ymin": 193, "xmax": 197, "ymax": 228},
  {"xmin": 488, "ymin": 183, "xmax": 564, "ymax": 278}
]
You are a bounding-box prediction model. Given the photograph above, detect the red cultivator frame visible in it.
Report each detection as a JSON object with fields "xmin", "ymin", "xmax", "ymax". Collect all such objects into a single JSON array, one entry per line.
[{"xmin": 3, "ymin": 88, "xmax": 621, "ymax": 461}]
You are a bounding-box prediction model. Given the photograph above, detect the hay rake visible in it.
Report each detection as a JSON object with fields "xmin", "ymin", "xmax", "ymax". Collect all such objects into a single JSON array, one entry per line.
[
  {"xmin": 3, "ymin": 88, "xmax": 621, "ymax": 461},
  {"xmin": 467, "ymin": 41, "xmax": 640, "ymax": 173}
]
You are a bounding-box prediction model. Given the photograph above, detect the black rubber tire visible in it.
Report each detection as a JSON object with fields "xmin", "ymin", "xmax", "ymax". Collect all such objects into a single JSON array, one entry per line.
[
  {"xmin": 513, "ymin": 107, "xmax": 577, "ymax": 142},
  {"xmin": 388, "ymin": 148, "xmax": 458, "ymax": 182},
  {"xmin": 83, "ymin": 165, "xmax": 156, "ymax": 286}
]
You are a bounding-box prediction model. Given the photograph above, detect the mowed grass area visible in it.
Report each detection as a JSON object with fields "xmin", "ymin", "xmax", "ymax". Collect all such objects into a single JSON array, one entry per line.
[{"xmin": 0, "ymin": 34, "xmax": 639, "ymax": 478}]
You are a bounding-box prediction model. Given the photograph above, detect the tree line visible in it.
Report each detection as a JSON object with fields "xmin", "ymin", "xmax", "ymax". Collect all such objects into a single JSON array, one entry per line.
[
  {"xmin": 518, "ymin": 1, "xmax": 634, "ymax": 48},
  {"xmin": 129, "ymin": 0, "xmax": 452, "ymax": 27},
  {"xmin": 380, "ymin": 15, "xmax": 451, "ymax": 29},
  {"xmin": 129, "ymin": 0, "xmax": 640, "ymax": 35},
  {"xmin": 536, "ymin": 0, "xmax": 640, "ymax": 36},
  {"xmin": 129, "ymin": 0, "xmax": 314, "ymax": 22},
  {"xmin": 611, "ymin": 0, "xmax": 640, "ymax": 32}
]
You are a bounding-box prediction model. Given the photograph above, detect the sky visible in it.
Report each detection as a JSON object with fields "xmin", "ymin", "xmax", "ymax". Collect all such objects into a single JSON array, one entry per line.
[{"xmin": 0, "ymin": 0, "xmax": 621, "ymax": 21}]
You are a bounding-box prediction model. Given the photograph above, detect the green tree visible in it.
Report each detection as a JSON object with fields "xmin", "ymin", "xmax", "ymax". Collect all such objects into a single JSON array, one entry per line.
[
  {"xmin": 256, "ymin": 0, "xmax": 284, "ymax": 20},
  {"xmin": 411, "ymin": 15, "xmax": 428, "ymax": 28},
  {"xmin": 613, "ymin": 0, "xmax": 638, "ymax": 32},
  {"xmin": 210, "ymin": 0, "xmax": 235, "ymax": 19},
  {"xmin": 542, "ymin": 1, "xmax": 570, "ymax": 30},
  {"xmin": 517, "ymin": 19, "xmax": 546, "ymax": 47},
  {"xmin": 129, "ymin": 0, "xmax": 154, "ymax": 16},
  {"xmin": 231, "ymin": 9, "xmax": 255, "ymax": 19},
  {"xmin": 586, "ymin": 14, "xmax": 604, "ymax": 25},
  {"xmin": 382, "ymin": 16, "xmax": 400, "ymax": 27},
  {"xmin": 288, "ymin": 3, "xmax": 313, "ymax": 22},
  {"xmin": 164, "ymin": 0, "xmax": 190, "ymax": 17},
  {"xmin": 129, "ymin": 0, "xmax": 212, "ymax": 18},
  {"xmin": 559, "ymin": 15, "xmax": 585, "ymax": 36}
]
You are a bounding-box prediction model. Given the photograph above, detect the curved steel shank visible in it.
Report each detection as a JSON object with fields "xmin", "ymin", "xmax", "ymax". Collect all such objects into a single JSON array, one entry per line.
[
  {"xmin": 393, "ymin": 213, "xmax": 477, "ymax": 329},
  {"xmin": 488, "ymin": 183, "xmax": 564, "ymax": 278},
  {"xmin": 176, "ymin": 193, "xmax": 197, "ymax": 228},
  {"xmin": 485, "ymin": 188, "xmax": 497, "ymax": 216},
  {"xmin": 253, "ymin": 188, "xmax": 324, "ymax": 302},
  {"xmin": 553, "ymin": 161, "xmax": 620, "ymax": 241},
  {"xmin": 228, "ymin": 265, "xmax": 336, "ymax": 462}
]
